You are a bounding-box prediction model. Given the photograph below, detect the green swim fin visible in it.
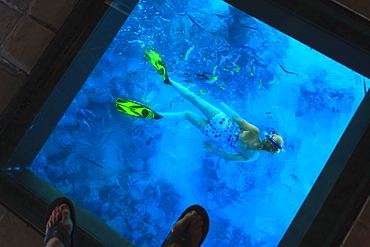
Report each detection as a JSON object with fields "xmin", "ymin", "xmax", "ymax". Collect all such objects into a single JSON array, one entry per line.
[
  {"xmin": 115, "ymin": 98, "xmax": 163, "ymax": 119},
  {"xmin": 144, "ymin": 47, "xmax": 171, "ymax": 85}
]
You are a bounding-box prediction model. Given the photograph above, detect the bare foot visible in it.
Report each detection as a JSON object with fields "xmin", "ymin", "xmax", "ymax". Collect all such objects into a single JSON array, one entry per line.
[
  {"xmin": 169, "ymin": 210, "xmax": 204, "ymax": 247},
  {"xmin": 45, "ymin": 204, "xmax": 73, "ymax": 247}
]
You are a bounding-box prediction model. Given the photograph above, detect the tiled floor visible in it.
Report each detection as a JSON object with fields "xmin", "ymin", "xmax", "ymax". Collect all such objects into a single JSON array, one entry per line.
[{"xmin": 0, "ymin": 203, "xmax": 43, "ymax": 247}]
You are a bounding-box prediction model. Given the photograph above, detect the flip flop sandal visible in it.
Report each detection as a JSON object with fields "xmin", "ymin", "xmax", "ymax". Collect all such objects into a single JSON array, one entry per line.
[
  {"xmin": 44, "ymin": 197, "xmax": 77, "ymax": 247},
  {"xmin": 161, "ymin": 205, "xmax": 209, "ymax": 247}
]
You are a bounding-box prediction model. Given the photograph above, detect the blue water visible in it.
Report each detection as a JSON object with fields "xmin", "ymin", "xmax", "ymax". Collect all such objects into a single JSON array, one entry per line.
[{"xmin": 29, "ymin": 0, "xmax": 369, "ymax": 246}]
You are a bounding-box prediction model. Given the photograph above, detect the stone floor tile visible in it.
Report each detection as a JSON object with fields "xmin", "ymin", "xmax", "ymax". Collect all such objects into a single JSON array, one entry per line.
[
  {"xmin": 0, "ymin": 2, "xmax": 22, "ymax": 45},
  {"xmin": 0, "ymin": 204, "xmax": 6, "ymax": 223},
  {"xmin": 3, "ymin": 0, "xmax": 32, "ymax": 12},
  {"xmin": 333, "ymin": 0, "xmax": 370, "ymax": 21},
  {"xmin": 358, "ymin": 196, "xmax": 370, "ymax": 229},
  {"xmin": 0, "ymin": 203, "xmax": 43, "ymax": 247},
  {"xmin": 30, "ymin": 0, "xmax": 79, "ymax": 31},
  {"xmin": 2, "ymin": 16, "xmax": 55, "ymax": 73},
  {"xmin": 0, "ymin": 60, "xmax": 25, "ymax": 115},
  {"xmin": 342, "ymin": 221, "xmax": 370, "ymax": 247}
]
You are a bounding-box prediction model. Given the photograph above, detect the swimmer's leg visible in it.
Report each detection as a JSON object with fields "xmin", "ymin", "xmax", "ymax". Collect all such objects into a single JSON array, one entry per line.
[
  {"xmin": 161, "ymin": 111, "xmax": 208, "ymax": 132},
  {"xmin": 169, "ymin": 79, "xmax": 221, "ymax": 120}
]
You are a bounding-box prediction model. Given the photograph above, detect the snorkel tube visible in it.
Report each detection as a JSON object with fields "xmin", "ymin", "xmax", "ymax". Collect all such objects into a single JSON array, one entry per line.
[{"xmin": 264, "ymin": 131, "xmax": 285, "ymax": 152}]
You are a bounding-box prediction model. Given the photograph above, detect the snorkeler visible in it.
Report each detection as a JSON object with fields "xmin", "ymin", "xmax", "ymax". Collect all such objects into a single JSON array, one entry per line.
[
  {"xmin": 116, "ymin": 47, "xmax": 284, "ymax": 161},
  {"xmin": 159, "ymin": 78, "xmax": 284, "ymax": 161}
]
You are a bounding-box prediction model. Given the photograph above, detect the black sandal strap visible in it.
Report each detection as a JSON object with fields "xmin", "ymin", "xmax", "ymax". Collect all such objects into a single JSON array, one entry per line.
[{"xmin": 44, "ymin": 222, "xmax": 71, "ymax": 247}]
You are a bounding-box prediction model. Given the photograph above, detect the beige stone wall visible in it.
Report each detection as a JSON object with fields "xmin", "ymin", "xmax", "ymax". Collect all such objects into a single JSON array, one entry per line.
[{"xmin": 0, "ymin": 0, "xmax": 78, "ymax": 116}]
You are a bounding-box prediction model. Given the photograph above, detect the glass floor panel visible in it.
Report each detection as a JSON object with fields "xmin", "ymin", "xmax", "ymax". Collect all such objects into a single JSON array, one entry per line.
[{"xmin": 22, "ymin": 0, "xmax": 369, "ymax": 246}]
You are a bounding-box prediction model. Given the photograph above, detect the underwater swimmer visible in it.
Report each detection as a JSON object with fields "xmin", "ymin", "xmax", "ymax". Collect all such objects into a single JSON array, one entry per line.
[
  {"xmin": 144, "ymin": 47, "xmax": 284, "ymax": 162},
  {"xmin": 160, "ymin": 79, "xmax": 284, "ymax": 162}
]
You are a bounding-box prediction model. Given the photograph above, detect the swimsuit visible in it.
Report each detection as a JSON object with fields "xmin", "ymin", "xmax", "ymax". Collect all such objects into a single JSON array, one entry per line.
[{"xmin": 204, "ymin": 112, "xmax": 242, "ymax": 151}]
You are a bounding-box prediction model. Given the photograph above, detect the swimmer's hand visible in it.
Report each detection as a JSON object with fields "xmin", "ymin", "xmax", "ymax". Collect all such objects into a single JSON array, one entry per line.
[
  {"xmin": 203, "ymin": 141, "xmax": 215, "ymax": 151},
  {"xmin": 220, "ymin": 102, "xmax": 241, "ymax": 120},
  {"xmin": 203, "ymin": 141, "xmax": 249, "ymax": 161}
]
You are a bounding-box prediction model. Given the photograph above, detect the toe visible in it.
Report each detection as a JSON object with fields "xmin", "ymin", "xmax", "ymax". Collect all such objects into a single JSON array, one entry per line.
[
  {"xmin": 60, "ymin": 204, "xmax": 73, "ymax": 235},
  {"xmin": 171, "ymin": 211, "xmax": 197, "ymax": 232},
  {"xmin": 46, "ymin": 204, "xmax": 73, "ymax": 234},
  {"xmin": 46, "ymin": 209, "xmax": 60, "ymax": 233},
  {"xmin": 60, "ymin": 204, "xmax": 69, "ymax": 211},
  {"xmin": 170, "ymin": 210, "xmax": 204, "ymax": 247},
  {"xmin": 189, "ymin": 214, "xmax": 203, "ymax": 245}
]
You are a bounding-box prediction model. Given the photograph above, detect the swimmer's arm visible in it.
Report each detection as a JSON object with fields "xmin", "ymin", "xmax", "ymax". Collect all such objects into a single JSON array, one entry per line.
[
  {"xmin": 234, "ymin": 119, "xmax": 259, "ymax": 132},
  {"xmin": 220, "ymin": 102, "xmax": 258, "ymax": 130},
  {"xmin": 213, "ymin": 149, "xmax": 248, "ymax": 161},
  {"xmin": 204, "ymin": 142, "xmax": 248, "ymax": 161},
  {"xmin": 220, "ymin": 102, "xmax": 242, "ymax": 121}
]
